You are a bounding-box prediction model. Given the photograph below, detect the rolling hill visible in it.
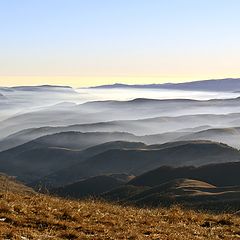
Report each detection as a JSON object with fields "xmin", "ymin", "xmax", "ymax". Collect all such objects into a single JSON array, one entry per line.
[
  {"xmin": 37, "ymin": 140, "xmax": 240, "ymax": 188},
  {"xmin": 103, "ymin": 178, "xmax": 240, "ymax": 212},
  {"xmin": 129, "ymin": 161, "xmax": 240, "ymax": 187},
  {"xmin": 2, "ymin": 97, "xmax": 240, "ymax": 139},
  {"xmin": 178, "ymin": 127, "xmax": 240, "ymax": 148},
  {"xmin": 1, "ymin": 119, "xmax": 186, "ymax": 151},
  {"xmin": 0, "ymin": 140, "xmax": 145, "ymax": 183},
  {"xmin": 52, "ymin": 175, "xmax": 124, "ymax": 199},
  {"xmin": 0, "ymin": 131, "xmax": 139, "ymax": 155}
]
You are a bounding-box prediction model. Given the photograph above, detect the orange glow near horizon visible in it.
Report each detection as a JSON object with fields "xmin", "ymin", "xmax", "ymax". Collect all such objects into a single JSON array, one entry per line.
[{"xmin": 1, "ymin": 75, "xmax": 240, "ymax": 88}]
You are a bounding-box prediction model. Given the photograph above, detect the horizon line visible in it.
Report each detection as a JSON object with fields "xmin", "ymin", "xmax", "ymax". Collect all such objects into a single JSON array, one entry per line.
[{"xmin": 0, "ymin": 77, "xmax": 240, "ymax": 88}]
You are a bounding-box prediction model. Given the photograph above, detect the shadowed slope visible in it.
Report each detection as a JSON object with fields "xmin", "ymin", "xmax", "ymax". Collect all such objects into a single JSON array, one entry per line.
[
  {"xmin": 0, "ymin": 140, "xmax": 144, "ymax": 183},
  {"xmin": 52, "ymin": 175, "xmax": 124, "ymax": 199},
  {"xmin": 103, "ymin": 178, "xmax": 240, "ymax": 212},
  {"xmin": 129, "ymin": 162, "xmax": 240, "ymax": 187},
  {"xmin": 38, "ymin": 141, "xmax": 240, "ymax": 188}
]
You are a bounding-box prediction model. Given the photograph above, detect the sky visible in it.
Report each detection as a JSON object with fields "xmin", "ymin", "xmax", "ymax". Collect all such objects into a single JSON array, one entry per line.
[{"xmin": 0, "ymin": 0, "xmax": 240, "ymax": 87}]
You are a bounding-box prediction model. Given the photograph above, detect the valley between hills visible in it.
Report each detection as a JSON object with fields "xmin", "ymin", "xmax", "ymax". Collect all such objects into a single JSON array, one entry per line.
[{"xmin": 0, "ymin": 79, "xmax": 240, "ymax": 239}]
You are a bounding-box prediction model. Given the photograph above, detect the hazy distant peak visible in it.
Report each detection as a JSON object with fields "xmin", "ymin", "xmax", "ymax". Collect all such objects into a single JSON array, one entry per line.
[
  {"xmin": 10, "ymin": 85, "xmax": 75, "ymax": 92},
  {"xmin": 13, "ymin": 84, "xmax": 72, "ymax": 89},
  {"xmin": 81, "ymin": 97, "xmax": 198, "ymax": 107},
  {"xmin": 90, "ymin": 78, "xmax": 240, "ymax": 92}
]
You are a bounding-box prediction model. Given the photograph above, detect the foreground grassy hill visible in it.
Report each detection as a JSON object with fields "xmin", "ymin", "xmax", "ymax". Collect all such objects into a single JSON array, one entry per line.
[
  {"xmin": 0, "ymin": 191, "xmax": 240, "ymax": 239},
  {"xmin": 0, "ymin": 174, "xmax": 34, "ymax": 195}
]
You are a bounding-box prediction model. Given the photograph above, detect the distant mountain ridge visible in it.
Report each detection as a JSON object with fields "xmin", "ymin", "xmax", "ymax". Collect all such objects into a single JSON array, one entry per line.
[
  {"xmin": 90, "ymin": 78, "xmax": 240, "ymax": 92},
  {"xmin": 0, "ymin": 85, "xmax": 74, "ymax": 92},
  {"xmin": 1, "ymin": 78, "xmax": 240, "ymax": 92}
]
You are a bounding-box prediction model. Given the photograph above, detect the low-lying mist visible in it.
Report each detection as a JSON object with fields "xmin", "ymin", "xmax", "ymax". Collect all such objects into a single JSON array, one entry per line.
[{"xmin": 1, "ymin": 85, "xmax": 240, "ymax": 149}]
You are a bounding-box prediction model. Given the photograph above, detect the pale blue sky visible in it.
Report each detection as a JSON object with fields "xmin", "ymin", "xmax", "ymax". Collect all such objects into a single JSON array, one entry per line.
[{"xmin": 0, "ymin": 0, "xmax": 240, "ymax": 86}]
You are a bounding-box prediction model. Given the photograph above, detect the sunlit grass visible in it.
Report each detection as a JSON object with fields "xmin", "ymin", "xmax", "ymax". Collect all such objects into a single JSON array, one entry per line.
[{"xmin": 0, "ymin": 191, "xmax": 239, "ymax": 239}]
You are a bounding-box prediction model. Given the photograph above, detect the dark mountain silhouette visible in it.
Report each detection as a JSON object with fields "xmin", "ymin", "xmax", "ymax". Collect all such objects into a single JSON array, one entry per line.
[
  {"xmin": 77, "ymin": 141, "xmax": 146, "ymax": 160},
  {"xmin": 37, "ymin": 141, "xmax": 240, "ymax": 188},
  {"xmin": 52, "ymin": 175, "xmax": 124, "ymax": 199},
  {"xmin": 129, "ymin": 161, "xmax": 240, "ymax": 187},
  {"xmin": 0, "ymin": 148, "xmax": 82, "ymax": 183},
  {"xmin": 0, "ymin": 140, "xmax": 144, "ymax": 183},
  {"xmin": 77, "ymin": 140, "xmax": 239, "ymax": 176},
  {"xmin": 0, "ymin": 131, "xmax": 139, "ymax": 154}
]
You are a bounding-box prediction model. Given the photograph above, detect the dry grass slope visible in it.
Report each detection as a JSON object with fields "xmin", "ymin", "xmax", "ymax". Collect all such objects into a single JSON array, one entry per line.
[
  {"xmin": 0, "ymin": 191, "xmax": 239, "ymax": 240},
  {"xmin": 0, "ymin": 174, "xmax": 34, "ymax": 195}
]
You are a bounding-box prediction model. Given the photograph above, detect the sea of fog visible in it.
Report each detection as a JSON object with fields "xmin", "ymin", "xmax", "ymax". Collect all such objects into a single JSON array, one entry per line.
[
  {"xmin": 2, "ymin": 87, "xmax": 240, "ymax": 108},
  {"xmin": 76, "ymin": 88, "xmax": 240, "ymax": 102},
  {"xmin": 1, "ymin": 87, "xmax": 240, "ymax": 122},
  {"xmin": 1, "ymin": 86, "xmax": 240, "ymax": 138}
]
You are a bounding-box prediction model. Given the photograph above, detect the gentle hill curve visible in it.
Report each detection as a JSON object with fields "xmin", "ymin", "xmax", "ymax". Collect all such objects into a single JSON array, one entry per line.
[
  {"xmin": 52, "ymin": 175, "xmax": 124, "ymax": 199},
  {"xmin": 37, "ymin": 141, "xmax": 240, "ymax": 188},
  {"xmin": 129, "ymin": 161, "xmax": 240, "ymax": 187},
  {"xmin": 0, "ymin": 140, "xmax": 145, "ymax": 183}
]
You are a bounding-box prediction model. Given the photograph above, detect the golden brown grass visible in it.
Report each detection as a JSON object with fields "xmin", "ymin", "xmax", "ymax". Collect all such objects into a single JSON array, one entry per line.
[
  {"xmin": 0, "ymin": 191, "xmax": 239, "ymax": 240},
  {"xmin": 0, "ymin": 174, "xmax": 34, "ymax": 195}
]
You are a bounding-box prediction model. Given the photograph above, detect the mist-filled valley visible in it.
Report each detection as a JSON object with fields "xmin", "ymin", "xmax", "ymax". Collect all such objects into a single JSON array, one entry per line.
[
  {"xmin": 1, "ymin": 80, "xmax": 240, "ymax": 214},
  {"xmin": 3, "ymin": 1, "xmax": 240, "ymax": 237}
]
